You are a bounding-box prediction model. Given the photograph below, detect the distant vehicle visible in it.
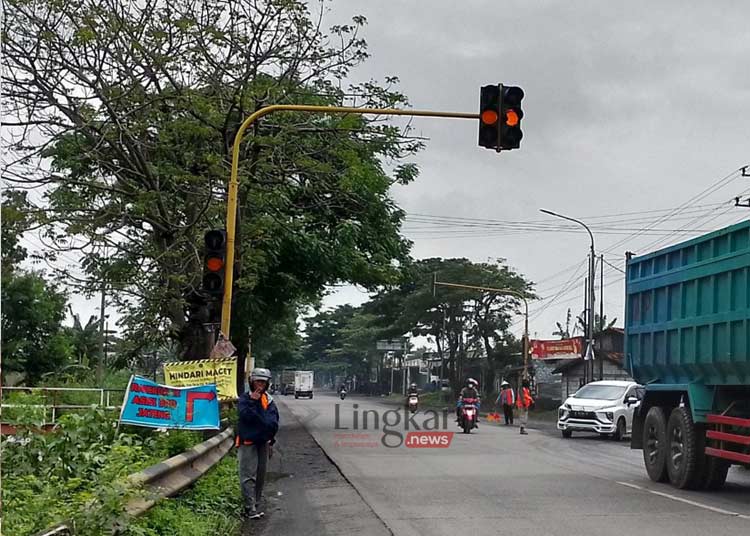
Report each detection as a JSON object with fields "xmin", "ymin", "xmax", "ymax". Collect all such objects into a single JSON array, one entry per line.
[
  {"xmin": 294, "ymin": 371, "xmax": 314, "ymax": 399},
  {"xmin": 339, "ymin": 387, "xmax": 347, "ymax": 400},
  {"xmin": 557, "ymin": 380, "xmax": 641, "ymax": 441},
  {"xmin": 281, "ymin": 369, "xmax": 296, "ymax": 395},
  {"xmin": 628, "ymin": 220, "xmax": 750, "ymax": 491}
]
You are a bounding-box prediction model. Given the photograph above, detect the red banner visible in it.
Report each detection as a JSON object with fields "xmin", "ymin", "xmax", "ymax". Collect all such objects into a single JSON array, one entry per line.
[{"xmin": 531, "ymin": 338, "xmax": 582, "ymax": 360}]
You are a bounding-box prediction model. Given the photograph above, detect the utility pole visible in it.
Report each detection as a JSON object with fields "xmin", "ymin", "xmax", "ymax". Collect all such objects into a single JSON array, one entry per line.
[
  {"xmin": 98, "ymin": 279, "xmax": 106, "ymax": 386},
  {"xmin": 599, "ymin": 253, "xmax": 604, "ymax": 380},
  {"xmin": 583, "ymin": 276, "xmax": 589, "ymax": 384}
]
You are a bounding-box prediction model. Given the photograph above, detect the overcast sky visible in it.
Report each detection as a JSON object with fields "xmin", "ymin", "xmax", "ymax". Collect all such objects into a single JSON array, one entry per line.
[
  {"xmin": 315, "ymin": 0, "xmax": 750, "ymax": 341},
  {"xmin": 62, "ymin": 1, "xmax": 750, "ymax": 342}
]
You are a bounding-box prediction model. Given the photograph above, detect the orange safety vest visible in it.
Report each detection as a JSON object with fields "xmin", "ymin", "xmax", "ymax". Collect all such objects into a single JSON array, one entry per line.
[
  {"xmin": 516, "ymin": 387, "xmax": 534, "ymax": 409},
  {"xmin": 235, "ymin": 393, "xmax": 270, "ymax": 447}
]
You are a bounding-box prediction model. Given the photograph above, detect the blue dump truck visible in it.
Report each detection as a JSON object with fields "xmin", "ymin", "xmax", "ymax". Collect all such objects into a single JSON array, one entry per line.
[{"xmin": 627, "ymin": 219, "xmax": 750, "ymax": 490}]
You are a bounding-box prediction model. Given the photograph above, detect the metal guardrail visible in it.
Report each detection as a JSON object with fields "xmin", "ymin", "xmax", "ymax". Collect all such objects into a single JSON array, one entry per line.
[{"xmin": 33, "ymin": 427, "xmax": 235, "ymax": 536}]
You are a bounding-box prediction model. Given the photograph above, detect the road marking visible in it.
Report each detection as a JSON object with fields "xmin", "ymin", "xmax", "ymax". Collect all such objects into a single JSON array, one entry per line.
[{"xmin": 616, "ymin": 481, "xmax": 750, "ymax": 520}]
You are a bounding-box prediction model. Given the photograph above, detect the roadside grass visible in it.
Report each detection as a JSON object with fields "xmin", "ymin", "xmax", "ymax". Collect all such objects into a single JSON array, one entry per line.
[{"xmin": 126, "ymin": 452, "xmax": 241, "ymax": 536}]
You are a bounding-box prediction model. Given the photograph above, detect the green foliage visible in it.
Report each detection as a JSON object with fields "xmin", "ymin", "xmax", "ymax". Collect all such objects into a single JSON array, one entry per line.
[
  {"xmin": 126, "ymin": 454, "xmax": 241, "ymax": 536},
  {"xmin": 5, "ymin": 0, "xmax": 421, "ymax": 360},
  {"xmin": 1, "ymin": 270, "xmax": 74, "ymax": 383},
  {"xmin": 1, "ymin": 408, "xmax": 201, "ymax": 535},
  {"xmin": 303, "ymin": 258, "xmax": 534, "ymax": 393}
]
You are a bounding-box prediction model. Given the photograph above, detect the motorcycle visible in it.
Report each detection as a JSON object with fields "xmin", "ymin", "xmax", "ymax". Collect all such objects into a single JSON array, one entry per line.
[
  {"xmin": 408, "ymin": 394, "xmax": 419, "ymax": 413},
  {"xmin": 458, "ymin": 397, "xmax": 478, "ymax": 434},
  {"xmin": 339, "ymin": 389, "xmax": 347, "ymax": 400}
]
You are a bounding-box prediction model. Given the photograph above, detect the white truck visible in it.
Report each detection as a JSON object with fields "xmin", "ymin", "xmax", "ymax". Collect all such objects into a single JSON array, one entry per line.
[{"xmin": 294, "ymin": 370, "xmax": 314, "ymax": 399}]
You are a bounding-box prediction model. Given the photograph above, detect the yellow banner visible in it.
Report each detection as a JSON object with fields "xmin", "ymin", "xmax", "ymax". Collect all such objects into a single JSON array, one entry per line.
[{"xmin": 163, "ymin": 358, "xmax": 238, "ymax": 400}]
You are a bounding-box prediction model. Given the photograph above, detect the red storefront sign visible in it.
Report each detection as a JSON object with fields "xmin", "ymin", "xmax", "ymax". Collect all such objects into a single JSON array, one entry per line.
[{"xmin": 531, "ymin": 338, "xmax": 583, "ymax": 360}]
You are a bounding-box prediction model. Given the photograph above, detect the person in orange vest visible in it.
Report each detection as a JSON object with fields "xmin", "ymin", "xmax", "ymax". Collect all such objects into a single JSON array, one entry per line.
[
  {"xmin": 516, "ymin": 378, "xmax": 534, "ymax": 435},
  {"xmin": 496, "ymin": 381, "xmax": 515, "ymax": 425},
  {"xmin": 237, "ymin": 367, "xmax": 279, "ymax": 520}
]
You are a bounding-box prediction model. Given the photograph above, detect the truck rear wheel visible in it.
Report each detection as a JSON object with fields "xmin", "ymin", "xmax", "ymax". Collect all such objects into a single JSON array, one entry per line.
[
  {"xmin": 702, "ymin": 456, "xmax": 730, "ymax": 490},
  {"xmin": 643, "ymin": 407, "xmax": 669, "ymax": 482},
  {"xmin": 666, "ymin": 406, "xmax": 704, "ymax": 489}
]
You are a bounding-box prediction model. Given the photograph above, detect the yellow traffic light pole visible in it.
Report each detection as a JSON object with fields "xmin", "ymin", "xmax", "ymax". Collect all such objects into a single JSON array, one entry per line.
[
  {"xmin": 432, "ymin": 279, "xmax": 531, "ymax": 379},
  {"xmin": 221, "ymin": 105, "xmax": 480, "ymax": 337}
]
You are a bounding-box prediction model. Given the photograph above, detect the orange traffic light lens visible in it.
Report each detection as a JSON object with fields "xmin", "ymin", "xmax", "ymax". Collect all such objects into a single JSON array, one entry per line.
[
  {"xmin": 481, "ymin": 110, "xmax": 499, "ymax": 125},
  {"xmin": 505, "ymin": 110, "xmax": 519, "ymax": 127},
  {"xmin": 206, "ymin": 257, "xmax": 224, "ymax": 272}
]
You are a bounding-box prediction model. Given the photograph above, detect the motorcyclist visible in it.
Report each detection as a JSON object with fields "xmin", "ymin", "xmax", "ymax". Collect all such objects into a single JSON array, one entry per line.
[
  {"xmin": 405, "ymin": 383, "xmax": 419, "ymax": 408},
  {"xmin": 456, "ymin": 378, "xmax": 481, "ymax": 425}
]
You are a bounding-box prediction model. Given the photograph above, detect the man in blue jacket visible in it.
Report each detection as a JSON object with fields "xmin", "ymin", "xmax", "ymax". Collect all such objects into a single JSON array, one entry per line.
[{"xmin": 237, "ymin": 367, "xmax": 279, "ymax": 519}]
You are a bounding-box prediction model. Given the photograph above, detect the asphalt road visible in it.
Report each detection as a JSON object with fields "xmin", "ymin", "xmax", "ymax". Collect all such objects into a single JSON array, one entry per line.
[{"xmin": 278, "ymin": 391, "xmax": 750, "ymax": 536}]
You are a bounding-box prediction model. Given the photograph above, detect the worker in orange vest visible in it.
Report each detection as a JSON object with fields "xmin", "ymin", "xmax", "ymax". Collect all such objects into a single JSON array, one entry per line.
[
  {"xmin": 237, "ymin": 367, "xmax": 279, "ymax": 520},
  {"xmin": 516, "ymin": 378, "xmax": 534, "ymax": 435}
]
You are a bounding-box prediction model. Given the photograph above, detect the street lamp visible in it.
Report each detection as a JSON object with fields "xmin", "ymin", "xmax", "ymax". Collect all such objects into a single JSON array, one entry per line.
[
  {"xmin": 539, "ymin": 209, "xmax": 596, "ymax": 384},
  {"xmin": 432, "ymin": 279, "xmax": 531, "ymax": 380}
]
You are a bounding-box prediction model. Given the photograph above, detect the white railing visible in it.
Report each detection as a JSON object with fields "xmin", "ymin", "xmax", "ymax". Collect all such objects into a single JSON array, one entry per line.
[{"xmin": 1, "ymin": 386, "xmax": 126, "ymax": 425}]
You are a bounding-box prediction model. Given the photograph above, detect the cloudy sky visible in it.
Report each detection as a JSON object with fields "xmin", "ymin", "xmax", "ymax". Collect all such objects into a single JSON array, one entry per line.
[
  {"xmin": 316, "ymin": 0, "xmax": 750, "ymax": 340},
  {"xmin": 60, "ymin": 1, "xmax": 750, "ymax": 341}
]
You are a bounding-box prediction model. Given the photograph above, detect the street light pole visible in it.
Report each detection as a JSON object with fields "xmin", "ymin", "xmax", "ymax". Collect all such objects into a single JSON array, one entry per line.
[{"xmin": 540, "ymin": 209, "xmax": 596, "ymax": 384}]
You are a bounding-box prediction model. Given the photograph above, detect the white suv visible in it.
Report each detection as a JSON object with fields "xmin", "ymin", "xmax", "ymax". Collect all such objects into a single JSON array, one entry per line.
[{"xmin": 557, "ymin": 380, "xmax": 641, "ymax": 441}]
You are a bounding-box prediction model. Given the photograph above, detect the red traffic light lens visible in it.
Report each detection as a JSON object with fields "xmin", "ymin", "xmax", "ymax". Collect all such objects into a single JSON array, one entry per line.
[
  {"xmin": 505, "ymin": 110, "xmax": 520, "ymax": 127},
  {"xmin": 206, "ymin": 257, "xmax": 224, "ymax": 272},
  {"xmin": 481, "ymin": 110, "xmax": 499, "ymax": 125}
]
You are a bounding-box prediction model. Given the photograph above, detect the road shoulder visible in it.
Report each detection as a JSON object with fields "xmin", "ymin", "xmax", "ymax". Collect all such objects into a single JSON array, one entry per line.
[{"xmin": 243, "ymin": 400, "xmax": 391, "ymax": 536}]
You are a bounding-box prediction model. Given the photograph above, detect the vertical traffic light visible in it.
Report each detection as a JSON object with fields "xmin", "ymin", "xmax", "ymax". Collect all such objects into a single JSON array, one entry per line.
[
  {"xmin": 499, "ymin": 85, "xmax": 524, "ymax": 150},
  {"xmin": 478, "ymin": 84, "xmax": 501, "ymax": 150},
  {"xmin": 202, "ymin": 230, "xmax": 227, "ymax": 298}
]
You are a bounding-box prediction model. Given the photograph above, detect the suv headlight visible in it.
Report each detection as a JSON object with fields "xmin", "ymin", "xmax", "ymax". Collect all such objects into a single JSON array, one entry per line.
[{"xmin": 596, "ymin": 410, "xmax": 614, "ymax": 422}]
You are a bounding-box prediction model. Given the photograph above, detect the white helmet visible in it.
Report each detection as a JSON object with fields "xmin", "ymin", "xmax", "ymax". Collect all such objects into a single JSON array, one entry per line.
[
  {"xmin": 501, "ymin": 380, "xmax": 510, "ymax": 387},
  {"xmin": 250, "ymin": 368, "xmax": 272, "ymax": 383},
  {"xmin": 467, "ymin": 378, "xmax": 478, "ymax": 387}
]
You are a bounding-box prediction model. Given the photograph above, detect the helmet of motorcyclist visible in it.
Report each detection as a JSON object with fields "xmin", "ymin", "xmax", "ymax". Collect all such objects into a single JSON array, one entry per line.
[
  {"xmin": 250, "ymin": 367, "xmax": 272, "ymax": 384},
  {"xmin": 467, "ymin": 378, "xmax": 478, "ymax": 388},
  {"xmin": 501, "ymin": 380, "xmax": 510, "ymax": 387},
  {"xmin": 410, "ymin": 383, "xmax": 417, "ymax": 388}
]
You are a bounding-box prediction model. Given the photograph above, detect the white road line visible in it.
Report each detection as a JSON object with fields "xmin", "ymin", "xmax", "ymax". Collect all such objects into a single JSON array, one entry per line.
[{"xmin": 616, "ymin": 481, "xmax": 750, "ymax": 520}]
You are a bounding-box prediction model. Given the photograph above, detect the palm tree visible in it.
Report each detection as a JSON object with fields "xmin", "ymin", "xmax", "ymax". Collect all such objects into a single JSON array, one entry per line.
[
  {"xmin": 552, "ymin": 309, "xmax": 574, "ymax": 339},
  {"xmin": 576, "ymin": 313, "xmax": 617, "ymax": 336},
  {"xmin": 66, "ymin": 305, "xmax": 102, "ymax": 367}
]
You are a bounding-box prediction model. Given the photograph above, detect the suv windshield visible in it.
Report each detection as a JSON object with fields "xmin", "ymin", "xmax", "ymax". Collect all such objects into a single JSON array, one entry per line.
[{"xmin": 573, "ymin": 385, "xmax": 627, "ymax": 401}]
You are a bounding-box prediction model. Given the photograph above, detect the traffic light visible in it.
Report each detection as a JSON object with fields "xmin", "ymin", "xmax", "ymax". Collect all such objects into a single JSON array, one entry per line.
[
  {"xmin": 478, "ymin": 84, "xmax": 524, "ymax": 151},
  {"xmin": 202, "ymin": 229, "xmax": 227, "ymax": 297},
  {"xmin": 478, "ymin": 84, "xmax": 501, "ymax": 150},
  {"xmin": 499, "ymin": 85, "xmax": 524, "ymax": 150}
]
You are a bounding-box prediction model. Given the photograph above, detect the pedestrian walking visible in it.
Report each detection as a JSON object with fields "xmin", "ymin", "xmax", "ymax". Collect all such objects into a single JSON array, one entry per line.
[
  {"xmin": 237, "ymin": 367, "xmax": 279, "ymax": 519},
  {"xmin": 496, "ymin": 381, "xmax": 515, "ymax": 425},
  {"xmin": 516, "ymin": 378, "xmax": 534, "ymax": 435}
]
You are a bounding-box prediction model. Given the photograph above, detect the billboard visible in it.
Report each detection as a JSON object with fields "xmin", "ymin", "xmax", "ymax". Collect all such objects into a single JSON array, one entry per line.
[
  {"xmin": 530, "ymin": 338, "xmax": 583, "ymax": 360},
  {"xmin": 119, "ymin": 376, "xmax": 219, "ymax": 430},
  {"xmin": 163, "ymin": 357, "xmax": 238, "ymax": 400}
]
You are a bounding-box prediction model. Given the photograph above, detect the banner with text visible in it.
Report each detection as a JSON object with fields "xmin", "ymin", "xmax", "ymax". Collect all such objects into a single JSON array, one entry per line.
[
  {"xmin": 163, "ymin": 357, "xmax": 238, "ymax": 400},
  {"xmin": 119, "ymin": 376, "xmax": 219, "ymax": 430},
  {"xmin": 530, "ymin": 338, "xmax": 583, "ymax": 360}
]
